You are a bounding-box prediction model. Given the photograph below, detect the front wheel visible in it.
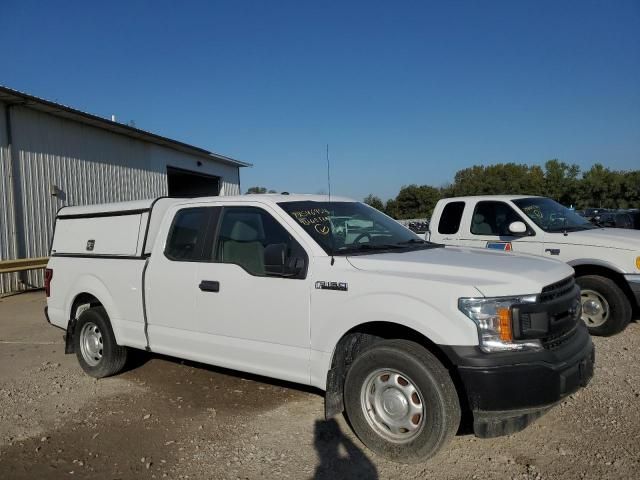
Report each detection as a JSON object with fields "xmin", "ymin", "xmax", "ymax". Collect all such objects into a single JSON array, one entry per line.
[
  {"xmin": 343, "ymin": 339, "xmax": 460, "ymax": 463},
  {"xmin": 576, "ymin": 275, "xmax": 631, "ymax": 336},
  {"xmin": 74, "ymin": 306, "xmax": 128, "ymax": 378}
]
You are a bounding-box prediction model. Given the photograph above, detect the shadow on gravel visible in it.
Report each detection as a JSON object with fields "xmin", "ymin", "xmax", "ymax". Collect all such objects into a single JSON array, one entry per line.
[
  {"xmin": 122, "ymin": 350, "xmax": 320, "ymax": 397},
  {"xmin": 313, "ymin": 419, "xmax": 378, "ymax": 480}
]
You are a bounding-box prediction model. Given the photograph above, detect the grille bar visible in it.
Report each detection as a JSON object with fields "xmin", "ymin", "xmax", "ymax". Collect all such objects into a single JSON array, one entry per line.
[
  {"xmin": 538, "ymin": 276, "xmax": 580, "ymax": 350},
  {"xmin": 540, "ymin": 276, "xmax": 575, "ymax": 303},
  {"xmin": 542, "ymin": 323, "xmax": 579, "ymax": 350}
]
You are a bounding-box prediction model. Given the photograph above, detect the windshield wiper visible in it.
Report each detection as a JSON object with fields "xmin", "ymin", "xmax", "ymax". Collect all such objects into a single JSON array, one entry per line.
[
  {"xmin": 397, "ymin": 238, "xmax": 427, "ymax": 244},
  {"xmin": 356, "ymin": 243, "xmax": 405, "ymax": 250},
  {"xmin": 397, "ymin": 238, "xmax": 444, "ymax": 249},
  {"xmin": 338, "ymin": 243, "xmax": 404, "ymax": 254}
]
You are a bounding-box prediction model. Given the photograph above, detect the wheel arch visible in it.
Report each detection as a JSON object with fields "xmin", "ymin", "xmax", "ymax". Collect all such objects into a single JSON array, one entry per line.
[
  {"xmin": 64, "ymin": 275, "xmax": 120, "ymax": 328},
  {"xmin": 70, "ymin": 292, "xmax": 103, "ymax": 319},
  {"xmin": 571, "ymin": 262, "xmax": 637, "ymax": 308},
  {"xmin": 324, "ymin": 321, "xmax": 471, "ymax": 428},
  {"xmin": 64, "ymin": 276, "xmax": 121, "ymax": 353}
]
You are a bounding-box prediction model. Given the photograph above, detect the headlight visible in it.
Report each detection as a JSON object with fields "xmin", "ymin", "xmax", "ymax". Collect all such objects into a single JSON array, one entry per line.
[{"xmin": 458, "ymin": 295, "xmax": 543, "ymax": 353}]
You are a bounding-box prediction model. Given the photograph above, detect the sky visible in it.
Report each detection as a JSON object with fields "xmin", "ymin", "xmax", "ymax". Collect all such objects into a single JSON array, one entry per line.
[{"xmin": 1, "ymin": 0, "xmax": 639, "ymax": 200}]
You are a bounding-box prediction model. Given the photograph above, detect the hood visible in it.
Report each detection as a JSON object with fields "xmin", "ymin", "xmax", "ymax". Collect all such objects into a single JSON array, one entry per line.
[
  {"xmin": 346, "ymin": 246, "xmax": 574, "ymax": 298},
  {"xmin": 545, "ymin": 228, "xmax": 640, "ymax": 250}
]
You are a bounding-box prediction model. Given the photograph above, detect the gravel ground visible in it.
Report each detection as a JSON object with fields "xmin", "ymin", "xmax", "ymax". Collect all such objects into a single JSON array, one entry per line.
[{"xmin": 0, "ymin": 291, "xmax": 639, "ymax": 479}]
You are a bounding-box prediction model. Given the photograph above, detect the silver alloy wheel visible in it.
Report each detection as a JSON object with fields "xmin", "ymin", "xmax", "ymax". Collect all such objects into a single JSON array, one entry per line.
[
  {"xmin": 360, "ymin": 368, "xmax": 425, "ymax": 443},
  {"xmin": 80, "ymin": 322, "xmax": 103, "ymax": 367},
  {"xmin": 581, "ymin": 289, "xmax": 610, "ymax": 328}
]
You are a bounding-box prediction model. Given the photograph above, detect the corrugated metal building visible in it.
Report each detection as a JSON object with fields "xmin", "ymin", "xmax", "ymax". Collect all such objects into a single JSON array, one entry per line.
[{"xmin": 0, "ymin": 86, "xmax": 250, "ymax": 293}]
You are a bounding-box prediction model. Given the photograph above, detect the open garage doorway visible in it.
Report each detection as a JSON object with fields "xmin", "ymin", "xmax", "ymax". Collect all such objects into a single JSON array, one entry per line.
[{"xmin": 167, "ymin": 166, "xmax": 221, "ymax": 197}]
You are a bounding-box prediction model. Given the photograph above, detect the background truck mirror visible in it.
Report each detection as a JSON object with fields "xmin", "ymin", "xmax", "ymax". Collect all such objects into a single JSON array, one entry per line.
[{"xmin": 508, "ymin": 221, "xmax": 528, "ymax": 235}]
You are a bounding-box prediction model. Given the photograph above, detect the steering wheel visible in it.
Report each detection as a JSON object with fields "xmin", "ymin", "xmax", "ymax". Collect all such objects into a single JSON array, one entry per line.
[{"xmin": 353, "ymin": 232, "xmax": 372, "ymax": 244}]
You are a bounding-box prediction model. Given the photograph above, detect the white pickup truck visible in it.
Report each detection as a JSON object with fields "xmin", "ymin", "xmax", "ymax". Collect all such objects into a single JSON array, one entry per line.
[
  {"xmin": 428, "ymin": 195, "xmax": 640, "ymax": 336},
  {"xmin": 45, "ymin": 194, "xmax": 594, "ymax": 463}
]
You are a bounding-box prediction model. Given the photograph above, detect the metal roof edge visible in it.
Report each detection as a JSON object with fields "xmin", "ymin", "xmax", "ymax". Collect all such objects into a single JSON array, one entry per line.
[{"xmin": 0, "ymin": 85, "xmax": 251, "ymax": 168}]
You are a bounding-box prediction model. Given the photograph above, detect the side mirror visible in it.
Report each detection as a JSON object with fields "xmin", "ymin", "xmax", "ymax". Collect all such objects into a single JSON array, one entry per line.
[
  {"xmin": 264, "ymin": 243, "xmax": 286, "ymax": 275},
  {"xmin": 288, "ymin": 256, "xmax": 306, "ymax": 276},
  {"xmin": 508, "ymin": 221, "xmax": 528, "ymax": 235},
  {"xmin": 264, "ymin": 243, "xmax": 305, "ymax": 277}
]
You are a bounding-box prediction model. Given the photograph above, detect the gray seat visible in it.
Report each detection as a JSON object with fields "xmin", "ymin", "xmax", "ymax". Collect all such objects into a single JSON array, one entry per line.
[
  {"xmin": 219, "ymin": 218, "xmax": 265, "ymax": 275},
  {"xmin": 472, "ymin": 213, "xmax": 493, "ymax": 235}
]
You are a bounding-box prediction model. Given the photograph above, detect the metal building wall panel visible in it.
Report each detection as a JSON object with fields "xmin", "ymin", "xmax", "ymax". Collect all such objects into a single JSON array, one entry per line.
[
  {"xmin": 0, "ymin": 101, "xmax": 20, "ymax": 292},
  {"xmin": 1, "ymin": 105, "xmax": 241, "ymax": 294},
  {"xmin": 147, "ymin": 143, "xmax": 241, "ymax": 195}
]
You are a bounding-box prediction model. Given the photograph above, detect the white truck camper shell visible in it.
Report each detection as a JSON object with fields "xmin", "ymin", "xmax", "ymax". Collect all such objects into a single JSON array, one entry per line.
[{"xmin": 53, "ymin": 198, "xmax": 180, "ymax": 257}]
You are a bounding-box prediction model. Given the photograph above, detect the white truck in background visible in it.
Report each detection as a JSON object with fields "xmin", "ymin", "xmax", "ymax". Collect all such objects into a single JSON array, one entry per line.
[
  {"xmin": 45, "ymin": 194, "xmax": 593, "ymax": 463},
  {"xmin": 428, "ymin": 195, "xmax": 640, "ymax": 336}
]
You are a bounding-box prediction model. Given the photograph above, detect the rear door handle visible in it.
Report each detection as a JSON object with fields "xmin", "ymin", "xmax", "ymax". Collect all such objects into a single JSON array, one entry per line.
[{"xmin": 199, "ymin": 280, "xmax": 220, "ymax": 292}]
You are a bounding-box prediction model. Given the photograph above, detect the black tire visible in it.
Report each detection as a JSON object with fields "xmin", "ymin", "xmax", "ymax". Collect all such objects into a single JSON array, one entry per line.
[
  {"xmin": 343, "ymin": 339, "xmax": 460, "ymax": 463},
  {"xmin": 73, "ymin": 306, "xmax": 128, "ymax": 378},
  {"xmin": 576, "ymin": 275, "xmax": 631, "ymax": 336}
]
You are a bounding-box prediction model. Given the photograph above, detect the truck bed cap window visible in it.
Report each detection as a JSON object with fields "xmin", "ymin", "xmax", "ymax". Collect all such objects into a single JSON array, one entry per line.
[{"xmin": 438, "ymin": 202, "xmax": 465, "ymax": 235}]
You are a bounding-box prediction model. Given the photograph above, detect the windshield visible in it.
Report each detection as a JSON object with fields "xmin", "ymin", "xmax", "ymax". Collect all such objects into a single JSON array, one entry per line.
[
  {"xmin": 512, "ymin": 197, "xmax": 597, "ymax": 232},
  {"xmin": 278, "ymin": 201, "xmax": 438, "ymax": 255}
]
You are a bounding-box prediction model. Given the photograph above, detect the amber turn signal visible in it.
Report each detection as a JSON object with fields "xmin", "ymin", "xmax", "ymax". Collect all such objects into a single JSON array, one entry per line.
[{"xmin": 497, "ymin": 307, "xmax": 513, "ymax": 341}]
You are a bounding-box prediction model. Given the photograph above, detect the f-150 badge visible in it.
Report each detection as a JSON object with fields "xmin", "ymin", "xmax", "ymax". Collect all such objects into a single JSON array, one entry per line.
[{"xmin": 315, "ymin": 281, "xmax": 348, "ymax": 291}]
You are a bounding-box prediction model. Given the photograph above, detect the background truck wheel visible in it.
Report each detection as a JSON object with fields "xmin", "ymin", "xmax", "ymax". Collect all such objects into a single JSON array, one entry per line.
[
  {"xmin": 576, "ymin": 275, "xmax": 631, "ymax": 336},
  {"xmin": 73, "ymin": 306, "xmax": 128, "ymax": 378},
  {"xmin": 343, "ymin": 339, "xmax": 460, "ymax": 463}
]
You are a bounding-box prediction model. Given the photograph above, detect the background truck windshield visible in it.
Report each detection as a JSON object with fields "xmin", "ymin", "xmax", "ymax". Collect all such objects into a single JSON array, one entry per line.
[
  {"xmin": 513, "ymin": 197, "xmax": 596, "ymax": 232},
  {"xmin": 279, "ymin": 201, "xmax": 427, "ymax": 255}
]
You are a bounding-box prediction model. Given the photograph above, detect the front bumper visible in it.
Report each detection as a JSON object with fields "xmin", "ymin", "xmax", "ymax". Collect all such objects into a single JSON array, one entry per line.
[
  {"xmin": 624, "ymin": 274, "xmax": 640, "ymax": 307},
  {"xmin": 442, "ymin": 322, "xmax": 594, "ymax": 438}
]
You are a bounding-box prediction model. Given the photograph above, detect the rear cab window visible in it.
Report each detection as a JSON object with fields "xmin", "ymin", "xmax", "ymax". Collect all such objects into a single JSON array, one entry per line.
[
  {"xmin": 438, "ymin": 201, "xmax": 465, "ymax": 235},
  {"xmin": 165, "ymin": 207, "xmax": 219, "ymax": 261}
]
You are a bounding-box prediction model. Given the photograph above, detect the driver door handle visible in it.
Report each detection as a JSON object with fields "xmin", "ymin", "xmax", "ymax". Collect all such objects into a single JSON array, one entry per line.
[{"xmin": 199, "ymin": 280, "xmax": 220, "ymax": 292}]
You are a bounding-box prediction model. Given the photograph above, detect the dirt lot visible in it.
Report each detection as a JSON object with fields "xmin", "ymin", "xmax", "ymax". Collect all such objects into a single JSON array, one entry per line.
[{"xmin": 0, "ymin": 291, "xmax": 639, "ymax": 480}]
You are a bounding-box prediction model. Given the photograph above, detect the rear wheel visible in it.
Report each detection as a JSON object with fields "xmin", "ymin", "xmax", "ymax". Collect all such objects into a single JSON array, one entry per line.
[
  {"xmin": 577, "ymin": 275, "xmax": 631, "ymax": 336},
  {"xmin": 74, "ymin": 306, "xmax": 128, "ymax": 378},
  {"xmin": 343, "ymin": 339, "xmax": 460, "ymax": 463}
]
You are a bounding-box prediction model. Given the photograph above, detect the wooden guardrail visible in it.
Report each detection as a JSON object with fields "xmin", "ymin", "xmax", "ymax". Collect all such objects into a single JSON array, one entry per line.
[{"xmin": 0, "ymin": 257, "xmax": 49, "ymax": 274}]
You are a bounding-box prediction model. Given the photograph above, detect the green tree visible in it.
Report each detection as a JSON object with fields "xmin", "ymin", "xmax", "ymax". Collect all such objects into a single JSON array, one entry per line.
[
  {"xmin": 578, "ymin": 164, "xmax": 622, "ymax": 208},
  {"xmin": 363, "ymin": 194, "xmax": 385, "ymax": 211},
  {"xmin": 380, "ymin": 161, "xmax": 639, "ymax": 213},
  {"xmin": 384, "ymin": 199, "xmax": 399, "ymax": 219},
  {"xmin": 542, "ymin": 159, "xmax": 580, "ymax": 206},
  {"xmin": 448, "ymin": 163, "xmax": 544, "ymax": 197},
  {"xmin": 394, "ymin": 185, "xmax": 441, "ymax": 219},
  {"xmin": 621, "ymin": 171, "xmax": 640, "ymax": 208}
]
